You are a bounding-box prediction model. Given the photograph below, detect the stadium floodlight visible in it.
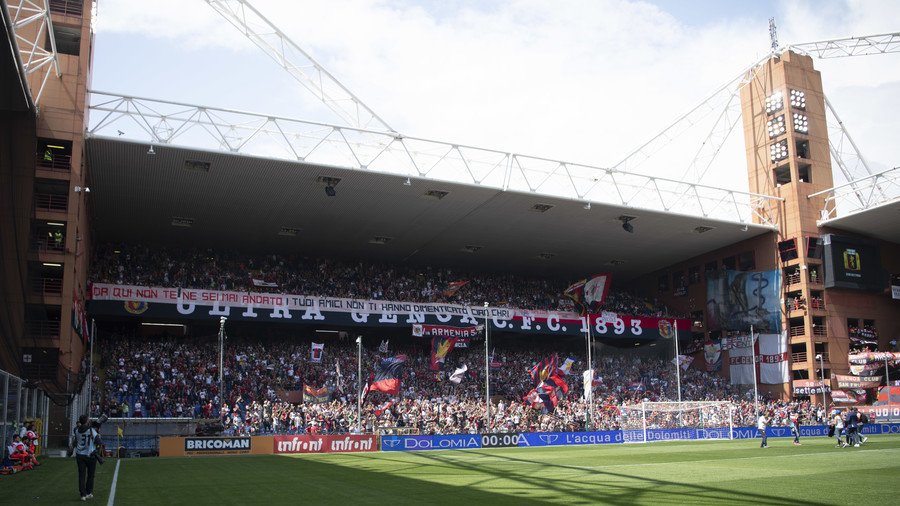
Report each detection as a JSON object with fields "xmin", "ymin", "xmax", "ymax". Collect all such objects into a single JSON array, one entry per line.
[
  {"xmin": 764, "ymin": 91, "xmax": 784, "ymax": 114},
  {"xmin": 147, "ymin": 145, "xmax": 156, "ymax": 155},
  {"xmin": 792, "ymin": 113, "xmax": 809, "ymax": 133},
  {"xmin": 766, "ymin": 115, "xmax": 786, "ymax": 138},
  {"xmin": 790, "ymin": 89, "xmax": 806, "ymax": 109},
  {"xmin": 403, "ymin": 177, "xmax": 411, "ymax": 186},
  {"xmin": 770, "ymin": 140, "xmax": 789, "ymax": 162}
]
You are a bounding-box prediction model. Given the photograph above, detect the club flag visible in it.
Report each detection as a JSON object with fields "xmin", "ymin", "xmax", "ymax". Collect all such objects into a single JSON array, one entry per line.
[
  {"xmin": 370, "ymin": 355, "xmax": 407, "ymax": 395},
  {"xmin": 530, "ymin": 354, "xmax": 558, "ymax": 387},
  {"xmin": 310, "ymin": 342, "xmax": 324, "ymax": 363},
  {"xmin": 303, "ymin": 384, "xmax": 332, "ymax": 404},
  {"xmin": 449, "ymin": 364, "xmax": 468, "ymax": 384},
  {"xmin": 758, "ymin": 332, "xmax": 789, "ymax": 384},
  {"xmin": 430, "ymin": 335, "xmax": 459, "ymax": 371},
  {"xmin": 490, "ymin": 350, "xmax": 503, "ymax": 369},
  {"xmin": 564, "ymin": 274, "xmax": 612, "ymax": 315},
  {"xmin": 704, "ymin": 340, "xmax": 723, "ymax": 372},
  {"xmin": 335, "ymin": 359, "xmax": 345, "ymax": 393},
  {"xmin": 525, "ymin": 374, "xmax": 569, "ymax": 413},
  {"xmin": 117, "ymin": 426, "xmax": 123, "ymax": 438},
  {"xmin": 729, "ymin": 333, "xmax": 757, "ymax": 385},
  {"xmin": 443, "ymin": 280, "xmax": 469, "ymax": 298},
  {"xmin": 375, "ymin": 400, "xmax": 394, "ymax": 417},
  {"xmin": 583, "ymin": 369, "xmax": 594, "ymax": 400},
  {"xmin": 378, "ymin": 339, "xmax": 389, "ymax": 354},
  {"xmin": 671, "ymin": 355, "xmax": 694, "ymax": 371},
  {"xmin": 251, "ymin": 278, "xmax": 278, "ymax": 288},
  {"xmin": 564, "ymin": 278, "xmax": 588, "ymax": 314},
  {"xmin": 360, "ymin": 381, "xmax": 370, "ymax": 403},
  {"xmin": 559, "ymin": 357, "xmax": 577, "ymax": 375}
]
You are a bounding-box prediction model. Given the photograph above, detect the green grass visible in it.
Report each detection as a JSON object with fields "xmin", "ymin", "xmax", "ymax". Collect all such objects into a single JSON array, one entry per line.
[{"xmin": 6, "ymin": 435, "xmax": 900, "ymax": 505}]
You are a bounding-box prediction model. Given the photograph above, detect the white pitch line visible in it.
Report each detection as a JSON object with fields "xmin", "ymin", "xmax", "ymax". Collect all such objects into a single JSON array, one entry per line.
[{"xmin": 107, "ymin": 459, "xmax": 121, "ymax": 506}]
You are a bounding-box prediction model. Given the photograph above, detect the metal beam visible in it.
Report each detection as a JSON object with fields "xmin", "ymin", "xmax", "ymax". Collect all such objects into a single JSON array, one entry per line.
[
  {"xmin": 808, "ymin": 166, "xmax": 900, "ymax": 222},
  {"xmin": 824, "ymin": 95, "xmax": 887, "ymax": 207},
  {"xmin": 787, "ymin": 32, "xmax": 900, "ymax": 59},
  {"xmin": 87, "ymin": 90, "xmax": 782, "ymax": 227},
  {"xmin": 205, "ymin": 0, "xmax": 395, "ymax": 133},
  {"xmin": 6, "ymin": 0, "xmax": 60, "ymax": 105}
]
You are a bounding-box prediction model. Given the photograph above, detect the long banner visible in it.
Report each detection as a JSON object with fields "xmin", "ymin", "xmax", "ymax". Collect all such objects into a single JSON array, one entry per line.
[
  {"xmin": 273, "ymin": 434, "xmax": 377, "ymax": 454},
  {"xmin": 835, "ymin": 374, "xmax": 882, "ymax": 389},
  {"xmin": 380, "ymin": 424, "xmax": 900, "ymax": 451},
  {"xmin": 88, "ymin": 283, "xmax": 689, "ymax": 340},
  {"xmin": 848, "ymin": 352, "xmax": 900, "ymax": 365},
  {"xmin": 792, "ymin": 380, "xmax": 830, "ymax": 396}
]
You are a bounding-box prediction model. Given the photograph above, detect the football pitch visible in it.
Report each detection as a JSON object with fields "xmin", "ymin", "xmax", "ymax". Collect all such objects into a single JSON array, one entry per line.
[{"xmin": 7, "ymin": 435, "xmax": 900, "ymax": 505}]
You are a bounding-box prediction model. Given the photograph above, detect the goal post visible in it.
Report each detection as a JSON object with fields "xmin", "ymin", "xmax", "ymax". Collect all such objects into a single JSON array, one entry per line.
[{"xmin": 619, "ymin": 401, "xmax": 735, "ymax": 443}]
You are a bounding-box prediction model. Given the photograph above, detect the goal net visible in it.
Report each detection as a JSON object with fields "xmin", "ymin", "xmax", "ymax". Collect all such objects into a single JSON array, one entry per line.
[{"xmin": 618, "ymin": 401, "xmax": 734, "ymax": 443}]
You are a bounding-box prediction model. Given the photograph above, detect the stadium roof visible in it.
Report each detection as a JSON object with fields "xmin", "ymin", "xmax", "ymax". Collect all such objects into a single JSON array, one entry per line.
[
  {"xmin": 819, "ymin": 198, "xmax": 900, "ymax": 244},
  {"xmin": 86, "ymin": 137, "xmax": 773, "ymax": 280}
]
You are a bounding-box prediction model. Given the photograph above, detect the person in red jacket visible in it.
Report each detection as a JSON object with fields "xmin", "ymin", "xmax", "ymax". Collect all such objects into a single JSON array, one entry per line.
[{"xmin": 8, "ymin": 435, "xmax": 34, "ymax": 470}]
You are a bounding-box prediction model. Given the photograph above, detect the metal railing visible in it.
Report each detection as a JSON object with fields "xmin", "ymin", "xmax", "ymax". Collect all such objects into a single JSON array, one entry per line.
[
  {"xmin": 785, "ymin": 272, "xmax": 801, "ymax": 286},
  {"xmin": 48, "ymin": 0, "xmax": 83, "ymax": 17},
  {"xmin": 789, "ymin": 326, "xmax": 806, "ymax": 338},
  {"xmin": 31, "ymin": 236, "xmax": 65, "ymax": 253},
  {"xmin": 26, "ymin": 320, "xmax": 60, "ymax": 340},
  {"xmin": 34, "ymin": 192, "xmax": 68, "ymax": 212},
  {"xmin": 1, "ymin": 368, "xmax": 52, "ymax": 456},
  {"xmin": 791, "ymin": 352, "xmax": 808, "ymax": 363},
  {"xmin": 812, "ymin": 326, "xmax": 827, "ymax": 337},
  {"xmin": 31, "ymin": 277, "xmax": 63, "ymax": 295},
  {"xmin": 35, "ymin": 153, "xmax": 71, "ymax": 172}
]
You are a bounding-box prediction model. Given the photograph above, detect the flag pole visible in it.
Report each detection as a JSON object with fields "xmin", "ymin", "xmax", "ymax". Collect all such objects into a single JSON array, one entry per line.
[
  {"xmin": 86, "ymin": 318, "xmax": 95, "ymax": 415},
  {"xmin": 357, "ymin": 335, "xmax": 362, "ymax": 433},
  {"xmin": 218, "ymin": 316, "xmax": 226, "ymax": 411},
  {"xmin": 586, "ymin": 314, "xmax": 594, "ymax": 430},
  {"xmin": 484, "ymin": 302, "xmax": 490, "ymax": 433},
  {"xmin": 674, "ymin": 319, "xmax": 682, "ymax": 403},
  {"xmin": 750, "ymin": 325, "xmax": 759, "ymax": 417}
]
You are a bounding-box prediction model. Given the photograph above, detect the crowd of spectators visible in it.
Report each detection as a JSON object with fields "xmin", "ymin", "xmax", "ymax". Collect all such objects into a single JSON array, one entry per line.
[
  {"xmin": 91, "ymin": 334, "xmax": 824, "ymax": 436},
  {"xmin": 90, "ymin": 243, "xmax": 678, "ymax": 317}
]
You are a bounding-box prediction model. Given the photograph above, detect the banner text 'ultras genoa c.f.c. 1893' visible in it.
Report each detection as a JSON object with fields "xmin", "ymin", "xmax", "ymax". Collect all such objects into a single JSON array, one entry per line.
[{"xmin": 88, "ymin": 283, "xmax": 690, "ymax": 340}]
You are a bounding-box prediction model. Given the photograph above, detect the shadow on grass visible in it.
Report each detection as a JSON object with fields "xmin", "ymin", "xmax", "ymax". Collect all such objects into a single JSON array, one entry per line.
[
  {"xmin": 414, "ymin": 449, "xmax": 825, "ymax": 506},
  {"xmin": 112, "ymin": 454, "xmax": 553, "ymax": 506}
]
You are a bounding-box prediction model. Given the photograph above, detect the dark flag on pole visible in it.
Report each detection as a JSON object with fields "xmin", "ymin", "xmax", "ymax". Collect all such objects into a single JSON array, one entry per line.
[
  {"xmin": 564, "ymin": 274, "xmax": 612, "ymax": 315},
  {"xmin": 525, "ymin": 373, "xmax": 569, "ymax": 412},
  {"xmin": 443, "ymin": 280, "xmax": 469, "ymax": 298},
  {"xmin": 530, "ymin": 354, "xmax": 559, "ymax": 387},
  {"xmin": 369, "ymin": 355, "xmax": 407, "ymax": 395}
]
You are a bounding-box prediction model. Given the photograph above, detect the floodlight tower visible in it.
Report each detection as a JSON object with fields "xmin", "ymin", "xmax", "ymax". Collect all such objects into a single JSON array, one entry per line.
[
  {"xmin": 740, "ymin": 47, "xmax": 833, "ymax": 404},
  {"xmin": 739, "ymin": 29, "xmax": 900, "ymax": 404}
]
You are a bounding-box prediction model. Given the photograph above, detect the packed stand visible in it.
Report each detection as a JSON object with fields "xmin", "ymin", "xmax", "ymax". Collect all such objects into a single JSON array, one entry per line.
[
  {"xmin": 90, "ymin": 243, "xmax": 677, "ymax": 317},
  {"xmin": 91, "ymin": 334, "xmax": 823, "ymax": 436}
]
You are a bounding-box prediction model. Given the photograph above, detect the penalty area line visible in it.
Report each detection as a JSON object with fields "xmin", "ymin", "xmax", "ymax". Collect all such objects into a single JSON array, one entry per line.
[{"xmin": 107, "ymin": 459, "xmax": 121, "ymax": 506}]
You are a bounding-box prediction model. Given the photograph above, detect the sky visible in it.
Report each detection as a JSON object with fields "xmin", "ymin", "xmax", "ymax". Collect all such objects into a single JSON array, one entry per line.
[{"xmin": 88, "ymin": 0, "xmax": 900, "ymax": 193}]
